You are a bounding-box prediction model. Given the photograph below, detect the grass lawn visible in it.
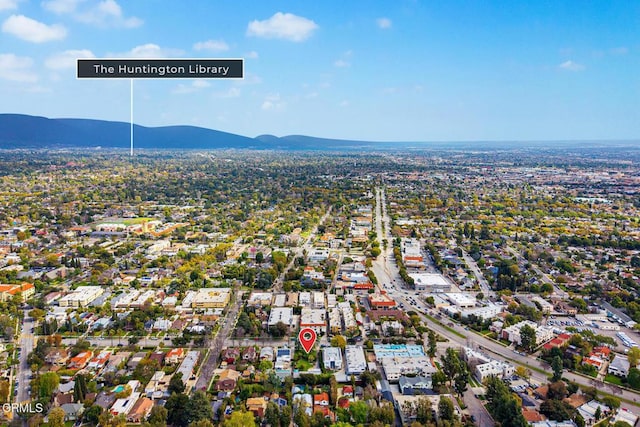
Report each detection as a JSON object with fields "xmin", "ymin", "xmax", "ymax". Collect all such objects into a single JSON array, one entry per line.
[
  {"xmin": 122, "ymin": 217, "xmax": 154, "ymax": 225},
  {"xmin": 605, "ymin": 374, "xmax": 623, "ymax": 386},
  {"xmin": 296, "ymin": 360, "xmax": 312, "ymax": 371}
]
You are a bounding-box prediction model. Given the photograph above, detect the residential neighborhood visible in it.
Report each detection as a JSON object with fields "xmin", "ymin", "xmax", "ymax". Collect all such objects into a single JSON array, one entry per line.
[{"xmin": 0, "ymin": 149, "xmax": 637, "ymax": 427}]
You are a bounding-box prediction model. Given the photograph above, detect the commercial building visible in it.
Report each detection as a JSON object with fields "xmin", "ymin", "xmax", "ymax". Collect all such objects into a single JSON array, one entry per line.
[
  {"xmin": 460, "ymin": 304, "xmax": 503, "ymax": 321},
  {"xmin": 410, "ymin": 273, "xmax": 451, "ymax": 292},
  {"xmin": 381, "ymin": 357, "xmax": 437, "ymax": 382},
  {"xmin": 191, "ymin": 287, "xmax": 231, "ymax": 309},
  {"xmin": 463, "ymin": 347, "xmax": 515, "ymax": 382},
  {"xmin": 59, "ymin": 286, "xmax": 104, "ymax": 307},
  {"xmin": 445, "ymin": 293, "xmax": 477, "ymax": 309},
  {"xmin": 501, "ymin": 320, "xmax": 554, "ymax": 346},
  {"xmin": 299, "ymin": 308, "xmax": 326, "ymax": 334},
  {"xmin": 345, "ymin": 345, "xmax": 367, "ymax": 375},
  {"xmin": 0, "ymin": 282, "xmax": 35, "ymax": 302},
  {"xmin": 475, "ymin": 360, "xmax": 515, "ymax": 383},
  {"xmin": 368, "ymin": 292, "xmax": 397, "ymax": 310},
  {"xmin": 268, "ymin": 307, "xmax": 294, "ymax": 330},
  {"xmin": 373, "ymin": 344, "xmax": 425, "ymax": 359},
  {"xmin": 247, "ymin": 292, "xmax": 273, "ymax": 307}
]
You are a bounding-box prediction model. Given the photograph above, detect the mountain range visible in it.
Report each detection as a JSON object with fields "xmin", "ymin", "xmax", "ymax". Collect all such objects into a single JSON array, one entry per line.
[
  {"xmin": 0, "ymin": 114, "xmax": 387, "ymax": 151},
  {"xmin": 0, "ymin": 114, "xmax": 636, "ymax": 151}
]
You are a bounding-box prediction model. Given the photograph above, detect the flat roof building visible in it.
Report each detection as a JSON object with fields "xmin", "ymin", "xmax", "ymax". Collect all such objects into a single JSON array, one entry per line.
[
  {"xmin": 322, "ymin": 347, "xmax": 343, "ymax": 371},
  {"xmin": 59, "ymin": 286, "xmax": 104, "ymax": 307},
  {"xmin": 410, "ymin": 273, "xmax": 451, "ymax": 292},
  {"xmin": 268, "ymin": 307, "xmax": 293, "ymax": 329},
  {"xmin": 345, "ymin": 345, "xmax": 367, "ymax": 375},
  {"xmin": 247, "ymin": 292, "xmax": 273, "ymax": 307},
  {"xmin": 191, "ymin": 288, "xmax": 231, "ymax": 309},
  {"xmin": 300, "ymin": 308, "xmax": 326, "ymax": 334}
]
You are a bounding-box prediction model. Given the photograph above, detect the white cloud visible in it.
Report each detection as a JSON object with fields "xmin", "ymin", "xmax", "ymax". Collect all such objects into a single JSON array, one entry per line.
[
  {"xmin": 45, "ymin": 49, "xmax": 94, "ymax": 69},
  {"xmin": 247, "ymin": 12, "xmax": 318, "ymax": 42},
  {"xmin": 376, "ymin": 17, "xmax": 392, "ymax": 29},
  {"xmin": 76, "ymin": 0, "xmax": 142, "ymax": 28},
  {"xmin": 172, "ymin": 79, "xmax": 211, "ymax": 95},
  {"xmin": 235, "ymin": 72, "xmax": 262, "ymax": 86},
  {"xmin": 193, "ymin": 39, "xmax": 229, "ymax": 52},
  {"xmin": 0, "ymin": 53, "xmax": 38, "ymax": 82},
  {"xmin": 334, "ymin": 59, "xmax": 350, "ymax": 68},
  {"xmin": 0, "ymin": 0, "xmax": 20, "ymax": 11},
  {"xmin": 2, "ymin": 15, "xmax": 66, "ymax": 43},
  {"xmin": 261, "ymin": 93, "xmax": 285, "ymax": 111},
  {"xmin": 245, "ymin": 50, "xmax": 259, "ymax": 59},
  {"xmin": 559, "ymin": 60, "xmax": 584, "ymax": 71},
  {"xmin": 215, "ymin": 87, "xmax": 241, "ymax": 98},
  {"xmin": 110, "ymin": 43, "xmax": 184, "ymax": 58},
  {"xmin": 42, "ymin": 0, "xmax": 83, "ymax": 14},
  {"xmin": 610, "ymin": 47, "xmax": 628, "ymax": 56},
  {"xmin": 192, "ymin": 79, "xmax": 210, "ymax": 88}
]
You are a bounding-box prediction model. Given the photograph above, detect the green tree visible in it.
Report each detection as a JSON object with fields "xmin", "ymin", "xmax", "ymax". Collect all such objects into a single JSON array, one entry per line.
[
  {"xmin": 186, "ymin": 391, "xmax": 213, "ymax": 424},
  {"xmin": 519, "ymin": 324, "xmax": 537, "ymax": 353},
  {"xmin": 84, "ymin": 405, "xmax": 103, "ymax": 426},
  {"xmin": 165, "ymin": 393, "xmax": 189, "ymax": 427},
  {"xmin": 330, "ymin": 335, "xmax": 347, "ymax": 349},
  {"xmin": 427, "ymin": 330, "xmax": 437, "ymax": 358},
  {"xmin": 438, "ymin": 396, "xmax": 455, "ymax": 421},
  {"xmin": 540, "ymin": 399, "xmax": 576, "ymax": 421},
  {"xmin": 293, "ymin": 406, "xmax": 311, "ymax": 427},
  {"xmin": 168, "ymin": 372, "xmax": 185, "ymax": 394},
  {"xmin": 485, "ymin": 376, "xmax": 527, "ymax": 427},
  {"xmin": 453, "ymin": 363, "xmax": 470, "ymax": 396},
  {"xmin": 628, "ymin": 347, "xmax": 640, "ymax": 367},
  {"xmin": 264, "ymin": 402, "xmax": 280, "ymax": 427},
  {"xmin": 48, "ymin": 407, "xmax": 65, "ymax": 427},
  {"xmin": 74, "ymin": 374, "xmax": 88, "ymax": 402},
  {"xmin": 36, "ymin": 372, "xmax": 59, "ymax": 401},
  {"xmin": 442, "ymin": 348, "xmax": 460, "ymax": 387},
  {"xmin": 415, "ymin": 397, "xmax": 433, "ymax": 425},
  {"xmin": 147, "ymin": 405, "xmax": 168, "ymax": 427},
  {"xmin": 223, "ymin": 410, "xmax": 256, "ymax": 427},
  {"xmin": 349, "ymin": 401, "xmax": 369, "ymax": 425},
  {"xmin": 628, "ymin": 368, "xmax": 640, "ymax": 389},
  {"xmin": 189, "ymin": 421, "xmax": 214, "ymax": 427},
  {"xmin": 551, "ymin": 355, "xmax": 564, "ymax": 382}
]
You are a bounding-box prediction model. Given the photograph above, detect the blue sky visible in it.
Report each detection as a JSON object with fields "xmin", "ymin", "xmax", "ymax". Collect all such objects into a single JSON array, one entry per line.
[{"xmin": 1, "ymin": 0, "xmax": 638, "ymax": 141}]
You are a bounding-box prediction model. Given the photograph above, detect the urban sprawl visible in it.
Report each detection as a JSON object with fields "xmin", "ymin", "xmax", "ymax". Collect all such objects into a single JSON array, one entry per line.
[{"xmin": 0, "ymin": 148, "xmax": 638, "ymax": 427}]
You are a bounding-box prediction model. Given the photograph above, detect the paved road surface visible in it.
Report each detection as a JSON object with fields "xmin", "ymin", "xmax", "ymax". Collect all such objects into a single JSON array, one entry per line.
[
  {"xmin": 194, "ymin": 289, "xmax": 243, "ymax": 391},
  {"xmin": 461, "ymin": 249, "xmax": 495, "ymax": 299},
  {"xmin": 16, "ymin": 311, "xmax": 34, "ymax": 404}
]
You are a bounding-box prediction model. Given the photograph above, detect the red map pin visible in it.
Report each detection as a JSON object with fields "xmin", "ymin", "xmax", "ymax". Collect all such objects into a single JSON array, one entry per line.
[{"xmin": 298, "ymin": 327, "xmax": 317, "ymax": 353}]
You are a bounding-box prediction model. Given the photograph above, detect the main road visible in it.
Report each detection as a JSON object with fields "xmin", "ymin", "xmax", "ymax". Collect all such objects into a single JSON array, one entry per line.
[{"xmin": 16, "ymin": 310, "xmax": 35, "ymax": 404}]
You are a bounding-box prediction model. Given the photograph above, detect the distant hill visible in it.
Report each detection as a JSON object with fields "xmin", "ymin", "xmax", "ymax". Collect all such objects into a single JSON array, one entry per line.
[
  {"xmin": 1, "ymin": 114, "xmax": 636, "ymax": 151},
  {"xmin": 0, "ymin": 114, "xmax": 392, "ymax": 150},
  {"xmin": 0, "ymin": 114, "xmax": 261, "ymax": 149}
]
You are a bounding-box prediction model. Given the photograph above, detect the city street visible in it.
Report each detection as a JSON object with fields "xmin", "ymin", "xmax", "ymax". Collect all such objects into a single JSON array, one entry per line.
[{"xmin": 16, "ymin": 310, "xmax": 35, "ymax": 404}]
